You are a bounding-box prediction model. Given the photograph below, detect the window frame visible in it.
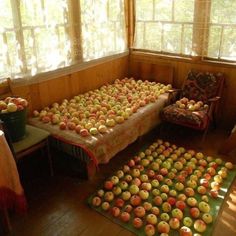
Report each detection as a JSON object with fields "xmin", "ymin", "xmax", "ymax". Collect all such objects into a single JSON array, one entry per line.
[{"xmin": 132, "ymin": 0, "xmax": 236, "ymax": 66}]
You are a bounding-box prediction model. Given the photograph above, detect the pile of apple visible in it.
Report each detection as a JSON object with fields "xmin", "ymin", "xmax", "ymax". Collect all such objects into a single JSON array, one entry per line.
[
  {"xmin": 176, "ymin": 97, "xmax": 208, "ymax": 111},
  {"xmin": 0, "ymin": 96, "xmax": 28, "ymax": 114},
  {"xmin": 33, "ymin": 78, "xmax": 172, "ymax": 137},
  {"xmin": 90, "ymin": 139, "xmax": 234, "ymax": 236}
]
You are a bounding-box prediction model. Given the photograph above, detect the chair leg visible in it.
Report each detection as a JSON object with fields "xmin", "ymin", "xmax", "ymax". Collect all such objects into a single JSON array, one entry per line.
[{"xmin": 46, "ymin": 139, "xmax": 54, "ymax": 177}]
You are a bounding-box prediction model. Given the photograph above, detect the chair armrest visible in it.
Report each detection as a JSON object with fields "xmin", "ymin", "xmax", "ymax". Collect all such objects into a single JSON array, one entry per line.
[
  {"xmin": 208, "ymin": 96, "xmax": 221, "ymax": 103},
  {"xmin": 166, "ymin": 88, "xmax": 182, "ymax": 105}
]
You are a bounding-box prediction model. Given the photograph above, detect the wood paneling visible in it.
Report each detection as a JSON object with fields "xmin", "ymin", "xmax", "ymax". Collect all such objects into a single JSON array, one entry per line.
[
  {"xmin": 10, "ymin": 56, "xmax": 129, "ymax": 114},
  {"xmin": 129, "ymin": 52, "xmax": 236, "ymax": 129}
]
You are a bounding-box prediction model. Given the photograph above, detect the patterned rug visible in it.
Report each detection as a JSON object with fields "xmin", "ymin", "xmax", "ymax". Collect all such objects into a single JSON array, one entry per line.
[{"xmin": 88, "ymin": 139, "xmax": 236, "ymax": 236}]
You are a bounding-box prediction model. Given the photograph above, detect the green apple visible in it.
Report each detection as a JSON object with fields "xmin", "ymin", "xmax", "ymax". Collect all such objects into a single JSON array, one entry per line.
[{"xmin": 183, "ymin": 217, "xmax": 193, "ymax": 227}]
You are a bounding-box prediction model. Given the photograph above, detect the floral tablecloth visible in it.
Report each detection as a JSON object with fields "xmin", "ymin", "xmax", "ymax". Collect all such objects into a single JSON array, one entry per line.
[
  {"xmin": 0, "ymin": 130, "xmax": 27, "ymax": 213},
  {"xmin": 29, "ymin": 93, "xmax": 168, "ymax": 165}
]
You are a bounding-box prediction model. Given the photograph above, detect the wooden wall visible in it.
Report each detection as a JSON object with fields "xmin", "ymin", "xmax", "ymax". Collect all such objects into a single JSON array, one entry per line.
[
  {"xmin": 129, "ymin": 52, "xmax": 236, "ymax": 129},
  {"xmin": 11, "ymin": 55, "xmax": 129, "ymax": 114}
]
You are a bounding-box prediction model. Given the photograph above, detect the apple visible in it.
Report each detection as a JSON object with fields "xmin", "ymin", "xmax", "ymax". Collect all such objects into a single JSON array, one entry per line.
[
  {"xmin": 129, "ymin": 185, "xmax": 139, "ymax": 195},
  {"xmin": 177, "ymin": 194, "xmax": 187, "ymax": 201},
  {"xmin": 112, "ymin": 186, "xmax": 122, "ymax": 196},
  {"xmin": 131, "ymin": 168, "xmax": 140, "ymax": 177},
  {"xmin": 185, "ymin": 187, "xmax": 195, "ymax": 197},
  {"xmin": 175, "ymin": 200, "xmax": 186, "ymax": 211},
  {"xmin": 187, "ymin": 197, "xmax": 197, "ymax": 207},
  {"xmin": 196, "ymin": 152, "xmax": 204, "ymax": 159},
  {"xmin": 111, "ymin": 206, "xmax": 120, "ymax": 217},
  {"xmin": 187, "ymin": 180, "xmax": 197, "ymax": 189},
  {"xmin": 124, "ymin": 204, "xmax": 133, "ymax": 213},
  {"xmin": 130, "ymin": 195, "xmax": 142, "ymax": 206},
  {"xmin": 101, "ymin": 201, "xmax": 110, "ymax": 211},
  {"xmin": 91, "ymin": 196, "xmax": 101, "ymax": 207},
  {"xmin": 124, "ymin": 174, "xmax": 132, "ymax": 183},
  {"xmin": 115, "ymin": 198, "xmax": 125, "ymax": 208},
  {"xmin": 133, "ymin": 217, "xmax": 143, "ymax": 228},
  {"xmin": 143, "ymin": 202, "xmax": 153, "ymax": 211},
  {"xmin": 116, "ymin": 170, "xmax": 124, "ymax": 178},
  {"xmin": 110, "ymin": 176, "xmax": 119, "ymax": 185},
  {"xmin": 160, "ymin": 185, "xmax": 169, "ymax": 193},
  {"xmin": 120, "ymin": 211, "xmax": 130, "ymax": 222},
  {"xmin": 151, "ymin": 179, "xmax": 160, "ymax": 188},
  {"xmin": 123, "ymin": 165, "xmax": 130, "ymax": 173},
  {"xmin": 210, "ymin": 189, "xmax": 219, "ymax": 198},
  {"xmin": 198, "ymin": 201, "xmax": 210, "ymax": 213},
  {"xmin": 189, "ymin": 207, "xmax": 200, "ymax": 219},
  {"xmin": 119, "ymin": 181, "xmax": 128, "ymax": 190},
  {"xmin": 80, "ymin": 128, "xmax": 90, "ymax": 137},
  {"xmin": 141, "ymin": 182, "xmax": 152, "ymax": 191},
  {"xmin": 211, "ymin": 181, "xmax": 220, "ymax": 190},
  {"xmin": 171, "ymin": 208, "xmax": 183, "ymax": 220},
  {"xmin": 140, "ymin": 174, "xmax": 149, "ymax": 182},
  {"xmin": 169, "ymin": 217, "xmax": 180, "ymax": 229},
  {"xmin": 175, "ymin": 182, "xmax": 184, "ymax": 191},
  {"xmin": 134, "ymin": 206, "xmax": 146, "ymax": 217},
  {"xmin": 162, "ymin": 202, "xmax": 172, "ymax": 213},
  {"xmin": 197, "ymin": 186, "xmax": 207, "ymax": 195},
  {"xmin": 183, "ymin": 217, "xmax": 193, "ymax": 227},
  {"xmin": 147, "ymin": 169, "xmax": 155, "ymax": 178},
  {"xmin": 201, "ymin": 195, "xmax": 209, "ymax": 202},
  {"xmin": 179, "ymin": 226, "xmax": 193, "ymax": 236},
  {"xmin": 151, "ymin": 206, "xmax": 160, "ymax": 216},
  {"xmin": 146, "ymin": 214, "xmax": 158, "ymax": 225},
  {"xmin": 139, "ymin": 190, "xmax": 149, "ymax": 200},
  {"xmin": 104, "ymin": 180, "xmax": 113, "ymax": 190},
  {"xmin": 7, "ymin": 102, "xmax": 18, "ymax": 112},
  {"xmin": 131, "ymin": 177, "xmax": 142, "ymax": 187},
  {"xmin": 218, "ymin": 169, "xmax": 228, "ymax": 179},
  {"xmin": 152, "ymin": 189, "xmax": 160, "ymax": 197},
  {"xmin": 104, "ymin": 191, "xmax": 114, "ymax": 202},
  {"xmin": 145, "ymin": 224, "xmax": 156, "ymax": 236},
  {"xmin": 202, "ymin": 213, "xmax": 213, "ymax": 224},
  {"xmin": 174, "ymin": 161, "xmax": 183, "ymax": 170},
  {"xmin": 225, "ymin": 162, "xmax": 234, "ymax": 169},
  {"xmin": 160, "ymin": 213, "xmax": 170, "ymax": 222},
  {"xmin": 194, "ymin": 219, "xmax": 207, "ymax": 233},
  {"xmin": 97, "ymin": 189, "xmax": 104, "ymax": 197},
  {"xmin": 157, "ymin": 221, "xmax": 170, "ymax": 234},
  {"xmin": 121, "ymin": 191, "xmax": 131, "ymax": 201},
  {"xmin": 153, "ymin": 196, "xmax": 163, "ymax": 206},
  {"xmin": 167, "ymin": 197, "xmax": 176, "ymax": 206}
]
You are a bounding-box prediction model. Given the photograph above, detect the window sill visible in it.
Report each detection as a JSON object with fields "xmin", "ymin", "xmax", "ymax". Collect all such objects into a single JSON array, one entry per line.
[
  {"xmin": 131, "ymin": 49, "xmax": 236, "ymax": 68},
  {"xmin": 11, "ymin": 51, "xmax": 129, "ymax": 87}
]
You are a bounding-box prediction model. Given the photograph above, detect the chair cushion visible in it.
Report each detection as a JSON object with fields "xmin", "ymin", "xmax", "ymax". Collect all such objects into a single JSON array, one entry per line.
[
  {"xmin": 162, "ymin": 104, "xmax": 208, "ymax": 129},
  {"xmin": 182, "ymin": 71, "xmax": 223, "ymax": 103},
  {"xmin": 12, "ymin": 125, "xmax": 50, "ymax": 153}
]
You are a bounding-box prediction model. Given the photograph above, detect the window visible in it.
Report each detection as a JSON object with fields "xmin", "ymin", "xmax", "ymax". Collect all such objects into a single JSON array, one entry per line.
[
  {"xmin": 80, "ymin": 0, "xmax": 126, "ymax": 61},
  {"xmin": 0, "ymin": 0, "xmax": 127, "ymax": 80},
  {"xmin": 134, "ymin": 0, "xmax": 236, "ymax": 62},
  {"xmin": 207, "ymin": 0, "xmax": 236, "ymax": 61}
]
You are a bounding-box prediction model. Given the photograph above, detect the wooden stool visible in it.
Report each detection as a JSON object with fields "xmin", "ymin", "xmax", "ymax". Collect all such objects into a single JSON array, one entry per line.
[{"xmin": 12, "ymin": 125, "xmax": 54, "ymax": 176}]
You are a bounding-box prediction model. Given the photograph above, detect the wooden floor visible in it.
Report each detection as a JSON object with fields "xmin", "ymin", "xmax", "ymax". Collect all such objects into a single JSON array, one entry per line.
[{"xmin": 3, "ymin": 125, "xmax": 236, "ymax": 236}]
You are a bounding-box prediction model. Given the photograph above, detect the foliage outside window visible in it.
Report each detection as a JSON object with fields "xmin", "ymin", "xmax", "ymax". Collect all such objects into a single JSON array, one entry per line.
[
  {"xmin": 134, "ymin": 0, "xmax": 236, "ymax": 62},
  {"xmin": 0, "ymin": 0, "xmax": 127, "ymax": 80}
]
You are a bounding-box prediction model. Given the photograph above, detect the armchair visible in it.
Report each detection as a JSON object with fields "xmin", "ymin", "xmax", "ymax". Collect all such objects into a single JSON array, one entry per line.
[{"xmin": 161, "ymin": 70, "xmax": 225, "ymax": 140}]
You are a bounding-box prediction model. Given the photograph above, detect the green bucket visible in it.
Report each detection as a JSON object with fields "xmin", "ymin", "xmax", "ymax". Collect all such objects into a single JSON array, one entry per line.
[{"xmin": 0, "ymin": 109, "xmax": 27, "ymax": 142}]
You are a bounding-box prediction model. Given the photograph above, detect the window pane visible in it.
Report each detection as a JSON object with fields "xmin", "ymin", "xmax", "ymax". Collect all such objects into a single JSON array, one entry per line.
[
  {"xmin": 208, "ymin": 0, "xmax": 236, "ymax": 61},
  {"xmin": 134, "ymin": 0, "xmax": 194, "ymax": 56},
  {"xmin": 154, "ymin": 0, "xmax": 172, "ymax": 21},
  {"xmin": 221, "ymin": 27, "xmax": 236, "ymax": 60},
  {"xmin": 163, "ymin": 24, "xmax": 182, "ymax": 53},
  {"xmin": 211, "ymin": 0, "xmax": 236, "ymax": 24},
  {"xmin": 0, "ymin": 1, "xmax": 13, "ymax": 28},
  {"xmin": 81, "ymin": 0, "xmax": 126, "ymax": 61},
  {"xmin": 182, "ymin": 25, "xmax": 193, "ymax": 55},
  {"xmin": 207, "ymin": 26, "xmax": 221, "ymax": 58},
  {"xmin": 20, "ymin": 0, "xmax": 44, "ymax": 26},
  {"xmin": 136, "ymin": 0, "xmax": 154, "ymax": 21},
  {"xmin": 174, "ymin": 0, "xmax": 194, "ymax": 22}
]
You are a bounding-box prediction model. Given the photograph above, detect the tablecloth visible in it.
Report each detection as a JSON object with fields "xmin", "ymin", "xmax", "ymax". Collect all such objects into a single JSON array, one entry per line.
[
  {"xmin": 29, "ymin": 93, "xmax": 169, "ymax": 165},
  {"xmin": 0, "ymin": 130, "xmax": 27, "ymax": 213}
]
